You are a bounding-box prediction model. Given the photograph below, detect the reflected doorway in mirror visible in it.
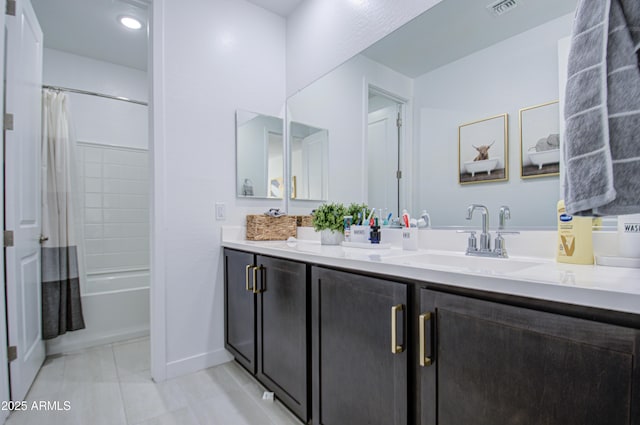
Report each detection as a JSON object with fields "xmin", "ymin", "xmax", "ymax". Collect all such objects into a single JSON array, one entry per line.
[
  {"xmin": 367, "ymin": 87, "xmax": 407, "ymax": 218},
  {"xmin": 289, "ymin": 121, "xmax": 329, "ymax": 201}
]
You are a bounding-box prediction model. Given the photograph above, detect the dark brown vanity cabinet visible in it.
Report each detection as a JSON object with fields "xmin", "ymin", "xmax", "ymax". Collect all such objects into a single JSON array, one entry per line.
[
  {"xmin": 418, "ymin": 289, "xmax": 640, "ymax": 425},
  {"xmin": 311, "ymin": 266, "xmax": 408, "ymax": 425},
  {"xmin": 256, "ymin": 255, "xmax": 309, "ymax": 421},
  {"xmin": 224, "ymin": 249, "xmax": 256, "ymax": 373},
  {"xmin": 224, "ymin": 249, "xmax": 309, "ymax": 421}
]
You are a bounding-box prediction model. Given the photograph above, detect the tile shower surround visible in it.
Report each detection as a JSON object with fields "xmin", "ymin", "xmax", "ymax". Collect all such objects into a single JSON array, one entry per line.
[{"xmin": 76, "ymin": 142, "xmax": 150, "ymax": 292}]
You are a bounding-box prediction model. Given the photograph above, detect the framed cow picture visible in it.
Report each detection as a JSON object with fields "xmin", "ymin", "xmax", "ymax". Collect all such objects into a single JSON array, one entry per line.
[{"xmin": 458, "ymin": 113, "xmax": 509, "ymax": 185}]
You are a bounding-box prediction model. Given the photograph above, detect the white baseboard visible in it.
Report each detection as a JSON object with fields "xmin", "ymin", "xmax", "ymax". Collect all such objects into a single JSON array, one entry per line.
[
  {"xmin": 164, "ymin": 348, "xmax": 234, "ymax": 380},
  {"xmin": 45, "ymin": 327, "xmax": 150, "ymax": 355}
]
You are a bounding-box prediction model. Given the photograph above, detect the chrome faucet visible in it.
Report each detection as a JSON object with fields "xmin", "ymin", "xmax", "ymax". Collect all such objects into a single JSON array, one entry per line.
[
  {"xmin": 462, "ymin": 204, "xmax": 518, "ymax": 258},
  {"xmin": 466, "ymin": 204, "xmax": 491, "ymax": 252},
  {"xmin": 419, "ymin": 210, "xmax": 431, "ymax": 228},
  {"xmin": 499, "ymin": 205, "xmax": 511, "ymax": 230}
]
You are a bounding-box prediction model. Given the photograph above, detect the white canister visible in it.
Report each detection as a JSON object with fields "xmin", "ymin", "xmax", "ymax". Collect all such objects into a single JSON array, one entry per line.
[
  {"xmin": 617, "ymin": 214, "xmax": 640, "ymax": 258},
  {"xmin": 351, "ymin": 225, "xmax": 370, "ymax": 243},
  {"xmin": 402, "ymin": 228, "xmax": 419, "ymax": 251}
]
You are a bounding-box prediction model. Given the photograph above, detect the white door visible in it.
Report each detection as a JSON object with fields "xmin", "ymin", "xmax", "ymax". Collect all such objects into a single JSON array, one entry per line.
[
  {"xmin": 368, "ymin": 105, "xmax": 399, "ymax": 214},
  {"xmin": 301, "ymin": 130, "xmax": 327, "ymax": 200},
  {"xmin": 4, "ymin": 0, "xmax": 45, "ymax": 402},
  {"xmin": 0, "ymin": 5, "xmax": 9, "ymax": 422}
]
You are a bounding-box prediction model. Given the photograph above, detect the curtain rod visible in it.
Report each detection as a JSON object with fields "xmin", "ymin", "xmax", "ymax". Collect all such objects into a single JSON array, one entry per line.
[{"xmin": 42, "ymin": 85, "xmax": 148, "ymax": 106}]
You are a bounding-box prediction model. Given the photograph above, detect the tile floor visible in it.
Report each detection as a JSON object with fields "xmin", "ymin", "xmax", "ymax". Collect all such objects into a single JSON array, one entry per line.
[{"xmin": 6, "ymin": 338, "xmax": 302, "ymax": 425}]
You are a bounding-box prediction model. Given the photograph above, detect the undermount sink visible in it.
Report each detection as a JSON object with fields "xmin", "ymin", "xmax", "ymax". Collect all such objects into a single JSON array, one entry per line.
[{"xmin": 385, "ymin": 251, "xmax": 541, "ymax": 275}]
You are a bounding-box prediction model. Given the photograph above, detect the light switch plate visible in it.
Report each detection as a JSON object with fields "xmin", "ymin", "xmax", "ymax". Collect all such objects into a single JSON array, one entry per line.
[{"xmin": 215, "ymin": 202, "xmax": 226, "ymax": 221}]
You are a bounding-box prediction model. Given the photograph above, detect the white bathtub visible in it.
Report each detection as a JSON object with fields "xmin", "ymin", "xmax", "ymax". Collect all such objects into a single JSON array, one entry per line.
[
  {"xmin": 528, "ymin": 148, "xmax": 560, "ymax": 169},
  {"xmin": 45, "ymin": 270, "xmax": 150, "ymax": 354},
  {"xmin": 464, "ymin": 158, "xmax": 499, "ymax": 177}
]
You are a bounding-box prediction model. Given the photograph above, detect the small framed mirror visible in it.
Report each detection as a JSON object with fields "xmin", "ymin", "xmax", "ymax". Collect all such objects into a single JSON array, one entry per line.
[
  {"xmin": 289, "ymin": 121, "xmax": 329, "ymax": 201},
  {"xmin": 236, "ymin": 109, "xmax": 284, "ymax": 199}
]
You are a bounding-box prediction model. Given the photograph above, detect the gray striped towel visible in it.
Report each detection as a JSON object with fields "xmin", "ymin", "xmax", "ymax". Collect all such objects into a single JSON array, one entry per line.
[{"xmin": 564, "ymin": 0, "xmax": 640, "ymax": 216}]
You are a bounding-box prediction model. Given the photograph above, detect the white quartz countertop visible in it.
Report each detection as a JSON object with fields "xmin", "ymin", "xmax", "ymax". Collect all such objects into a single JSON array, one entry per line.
[{"xmin": 222, "ymin": 228, "xmax": 640, "ymax": 316}]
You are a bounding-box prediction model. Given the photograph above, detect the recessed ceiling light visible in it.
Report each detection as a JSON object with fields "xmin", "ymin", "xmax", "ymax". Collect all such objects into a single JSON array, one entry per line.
[{"xmin": 119, "ymin": 15, "xmax": 143, "ymax": 30}]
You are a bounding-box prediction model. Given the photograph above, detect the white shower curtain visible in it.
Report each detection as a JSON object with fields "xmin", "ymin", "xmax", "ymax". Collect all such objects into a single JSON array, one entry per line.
[{"xmin": 41, "ymin": 89, "xmax": 85, "ymax": 339}]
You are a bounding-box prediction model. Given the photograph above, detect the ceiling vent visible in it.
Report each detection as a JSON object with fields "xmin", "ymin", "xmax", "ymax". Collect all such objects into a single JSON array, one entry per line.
[{"xmin": 486, "ymin": 0, "xmax": 519, "ymax": 17}]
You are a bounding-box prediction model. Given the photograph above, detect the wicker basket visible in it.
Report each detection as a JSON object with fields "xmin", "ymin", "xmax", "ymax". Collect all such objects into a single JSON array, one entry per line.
[
  {"xmin": 296, "ymin": 215, "xmax": 314, "ymax": 228},
  {"xmin": 246, "ymin": 215, "xmax": 297, "ymax": 241}
]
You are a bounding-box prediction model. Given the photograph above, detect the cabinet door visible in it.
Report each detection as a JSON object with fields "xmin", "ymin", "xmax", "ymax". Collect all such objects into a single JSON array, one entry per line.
[
  {"xmin": 224, "ymin": 249, "xmax": 256, "ymax": 373},
  {"xmin": 256, "ymin": 255, "xmax": 309, "ymax": 421},
  {"xmin": 419, "ymin": 289, "xmax": 640, "ymax": 425},
  {"xmin": 312, "ymin": 267, "xmax": 408, "ymax": 425}
]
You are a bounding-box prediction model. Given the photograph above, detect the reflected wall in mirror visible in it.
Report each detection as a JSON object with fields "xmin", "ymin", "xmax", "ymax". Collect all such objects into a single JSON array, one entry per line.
[
  {"xmin": 286, "ymin": 0, "xmax": 578, "ymax": 228},
  {"xmin": 236, "ymin": 110, "xmax": 284, "ymax": 199},
  {"xmin": 287, "ymin": 54, "xmax": 413, "ymax": 213},
  {"xmin": 290, "ymin": 122, "xmax": 329, "ymax": 201}
]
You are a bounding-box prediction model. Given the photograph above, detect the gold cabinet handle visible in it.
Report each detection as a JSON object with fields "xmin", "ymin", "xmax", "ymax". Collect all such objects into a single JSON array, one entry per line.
[
  {"xmin": 391, "ymin": 304, "xmax": 404, "ymax": 354},
  {"xmin": 252, "ymin": 266, "xmax": 264, "ymax": 294},
  {"xmin": 419, "ymin": 312, "xmax": 433, "ymax": 367},
  {"xmin": 245, "ymin": 265, "xmax": 253, "ymax": 292}
]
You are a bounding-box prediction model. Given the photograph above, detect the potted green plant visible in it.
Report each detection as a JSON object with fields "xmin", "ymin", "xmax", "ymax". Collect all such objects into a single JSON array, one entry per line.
[
  {"xmin": 312, "ymin": 202, "xmax": 347, "ymax": 245},
  {"xmin": 346, "ymin": 203, "xmax": 371, "ymax": 225}
]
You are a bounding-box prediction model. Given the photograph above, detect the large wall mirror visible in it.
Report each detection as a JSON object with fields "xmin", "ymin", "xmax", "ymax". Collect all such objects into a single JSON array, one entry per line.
[
  {"xmin": 236, "ymin": 109, "xmax": 284, "ymax": 199},
  {"xmin": 286, "ymin": 0, "xmax": 579, "ymax": 228}
]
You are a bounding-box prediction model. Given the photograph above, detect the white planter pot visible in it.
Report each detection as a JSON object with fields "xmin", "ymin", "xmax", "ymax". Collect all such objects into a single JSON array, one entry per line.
[{"xmin": 320, "ymin": 229, "xmax": 344, "ymax": 245}]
